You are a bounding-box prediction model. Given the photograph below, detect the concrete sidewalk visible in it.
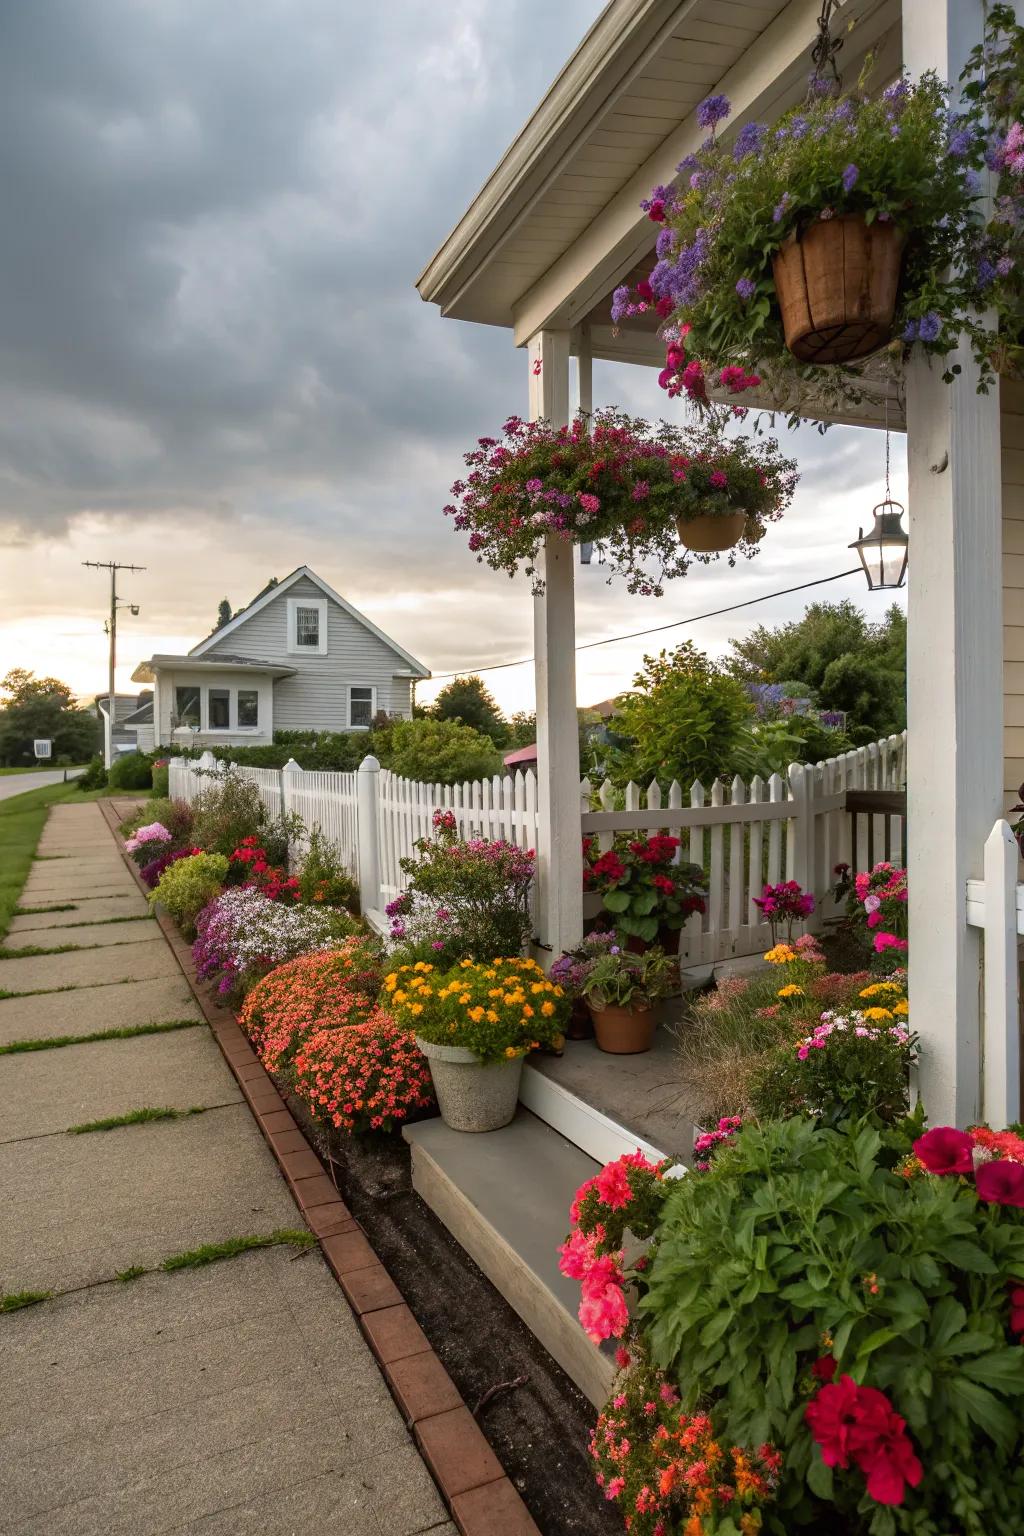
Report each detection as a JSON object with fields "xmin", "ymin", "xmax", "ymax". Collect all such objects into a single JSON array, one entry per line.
[{"xmin": 0, "ymin": 801, "xmax": 454, "ymax": 1536}]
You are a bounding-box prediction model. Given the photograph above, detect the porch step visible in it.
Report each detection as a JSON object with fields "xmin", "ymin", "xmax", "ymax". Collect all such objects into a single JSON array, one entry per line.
[{"xmin": 403, "ymin": 1109, "xmax": 616, "ymax": 1407}]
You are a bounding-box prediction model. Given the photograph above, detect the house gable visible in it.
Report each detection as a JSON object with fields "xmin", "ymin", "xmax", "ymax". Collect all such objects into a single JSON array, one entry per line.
[{"xmin": 193, "ymin": 568, "xmax": 429, "ymax": 732}]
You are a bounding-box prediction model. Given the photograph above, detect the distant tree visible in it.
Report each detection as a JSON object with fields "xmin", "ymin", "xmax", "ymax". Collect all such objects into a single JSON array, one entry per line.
[
  {"xmin": 0, "ymin": 669, "xmax": 99, "ymax": 766},
  {"xmin": 214, "ymin": 599, "xmax": 233, "ymax": 631},
  {"xmin": 431, "ymin": 675, "xmax": 509, "ymax": 746},
  {"xmin": 727, "ymin": 600, "xmax": 906, "ymax": 736},
  {"xmin": 606, "ymin": 643, "xmax": 753, "ymax": 789},
  {"xmin": 506, "ymin": 711, "xmax": 537, "ymax": 750},
  {"xmin": 378, "ymin": 717, "xmax": 503, "ymax": 785}
]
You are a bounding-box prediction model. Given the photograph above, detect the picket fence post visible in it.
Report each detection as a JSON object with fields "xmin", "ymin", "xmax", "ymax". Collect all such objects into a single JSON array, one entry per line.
[
  {"xmin": 357, "ymin": 755, "xmax": 382, "ymax": 918},
  {"xmin": 280, "ymin": 758, "xmax": 302, "ymax": 872},
  {"xmin": 982, "ymin": 821, "xmax": 1021, "ymax": 1128},
  {"xmin": 788, "ymin": 762, "xmax": 817, "ymax": 924}
]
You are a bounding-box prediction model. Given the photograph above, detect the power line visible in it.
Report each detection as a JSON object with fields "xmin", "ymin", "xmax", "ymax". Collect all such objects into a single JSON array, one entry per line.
[{"xmin": 426, "ymin": 566, "xmax": 864, "ymax": 683}]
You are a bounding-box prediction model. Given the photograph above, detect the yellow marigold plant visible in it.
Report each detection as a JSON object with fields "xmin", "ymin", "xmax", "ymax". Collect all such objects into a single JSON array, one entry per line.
[{"xmin": 384, "ymin": 957, "xmax": 569, "ymax": 1063}]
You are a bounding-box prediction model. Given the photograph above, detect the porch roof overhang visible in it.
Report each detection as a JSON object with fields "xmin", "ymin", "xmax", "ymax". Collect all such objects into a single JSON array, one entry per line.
[
  {"xmin": 131, "ymin": 655, "xmax": 298, "ymax": 684},
  {"xmin": 418, "ymin": 0, "xmax": 903, "ymax": 425}
]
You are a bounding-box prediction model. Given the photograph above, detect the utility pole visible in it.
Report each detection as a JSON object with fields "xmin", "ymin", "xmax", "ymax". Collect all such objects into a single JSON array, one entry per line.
[{"xmin": 82, "ymin": 560, "xmax": 146, "ymax": 768}]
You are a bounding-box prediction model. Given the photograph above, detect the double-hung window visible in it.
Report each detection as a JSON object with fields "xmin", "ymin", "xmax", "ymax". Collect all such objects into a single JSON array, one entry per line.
[
  {"xmin": 237, "ymin": 690, "xmax": 259, "ymax": 728},
  {"xmin": 288, "ymin": 597, "xmax": 328, "ymax": 655},
  {"xmin": 349, "ymin": 687, "xmax": 374, "ymax": 729}
]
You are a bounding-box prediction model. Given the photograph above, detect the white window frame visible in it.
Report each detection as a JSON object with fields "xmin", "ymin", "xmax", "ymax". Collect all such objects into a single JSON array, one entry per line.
[
  {"xmin": 348, "ymin": 685, "xmax": 376, "ymax": 730},
  {"xmin": 236, "ymin": 688, "xmax": 260, "ymax": 731},
  {"xmin": 287, "ymin": 596, "xmax": 328, "ymax": 656}
]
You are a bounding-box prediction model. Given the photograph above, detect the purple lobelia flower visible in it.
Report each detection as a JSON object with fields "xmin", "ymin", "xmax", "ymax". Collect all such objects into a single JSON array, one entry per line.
[
  {"xmin": 696, "ymin": 94, "xmax": 730, "ymax": 131},
  {"xmin": 842, "ymin": 163, "xmax": 859, "ymax": 192},
  {"xmin": 735, "ymin": 277, "xmax": 756, "ymax": 301}
]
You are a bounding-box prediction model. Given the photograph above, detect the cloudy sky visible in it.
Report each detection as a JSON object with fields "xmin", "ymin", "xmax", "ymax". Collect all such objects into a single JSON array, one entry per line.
[{"xmin": 0, "ymin": 0, "xmax": 905, "ymax": 715}]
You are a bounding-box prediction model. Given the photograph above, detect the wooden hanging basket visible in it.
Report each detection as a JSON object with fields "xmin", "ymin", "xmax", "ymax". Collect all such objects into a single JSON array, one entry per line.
[
  {"xmin": 772, "ymin": 213, "xmax": 906, "ymax": 365},
  {"xmin": 677, "ymin": 510, "xmax": 747, "ymax": 553}
]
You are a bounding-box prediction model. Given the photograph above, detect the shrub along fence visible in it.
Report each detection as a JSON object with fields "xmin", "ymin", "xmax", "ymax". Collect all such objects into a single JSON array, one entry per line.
[{"xmin": 169, "ymin": 732, "xmax": 907, "ymax": 965}]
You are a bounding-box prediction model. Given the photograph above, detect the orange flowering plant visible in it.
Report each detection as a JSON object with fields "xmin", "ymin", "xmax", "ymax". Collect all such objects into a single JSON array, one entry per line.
[
  {"xmin": 383, "ymin": 957, "xmax": 568, "ymax": 1062},
  {"xmin": 591, "ymin": 1351, "xmax": 781, "ymax": 1536},
  {"xmin": 292, "ymin": 1008, "xmax": 435, "ymax": 1135},
  {"xmin": 238, "ymin": 938, "xmax": 384, "ymax": 1078}
]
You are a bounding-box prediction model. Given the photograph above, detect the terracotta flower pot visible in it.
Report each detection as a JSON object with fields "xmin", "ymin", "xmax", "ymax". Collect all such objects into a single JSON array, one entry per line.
[
  {"xmin": 587, "ymin": 1002, "xmax": 656, "ymax": 1055},
  {"xmin": 772, "ymin": 213, "xmax": 905, "ymax": 365},
  {"xmin": 676, "ymin": 510, "xmax": 747, "ymax": 553}
]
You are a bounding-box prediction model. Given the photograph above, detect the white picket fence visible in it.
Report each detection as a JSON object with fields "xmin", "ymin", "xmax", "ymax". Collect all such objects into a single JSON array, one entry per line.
[
  {"xmin": 168, "ymin": 732, "xmax": 906, "ymax": 964},
  {"xmin": 966, "ymin": 821, "xmax": 1022, "ymax": 1128}
]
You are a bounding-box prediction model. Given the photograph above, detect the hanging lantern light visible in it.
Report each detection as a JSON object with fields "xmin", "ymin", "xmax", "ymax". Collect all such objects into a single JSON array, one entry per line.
[
  {"xmin": 849, "ymin": 498, "xmax": 909, "ymax": 590},
  {"xmin": 850, "ymin": 403, "xmax": 908, "ymax": 590}
]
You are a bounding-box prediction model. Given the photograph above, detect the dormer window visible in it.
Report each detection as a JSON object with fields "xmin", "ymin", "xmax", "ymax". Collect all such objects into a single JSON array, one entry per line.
[{"xmin": 287, "ymin": 596, "xmax": 328, "ymax": 655}]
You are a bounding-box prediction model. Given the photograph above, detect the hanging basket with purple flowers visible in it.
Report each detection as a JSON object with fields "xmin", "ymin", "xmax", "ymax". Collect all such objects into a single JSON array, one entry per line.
[{"xmin": 612, "ymin": 7, "xmax": 1024, "ymax": 421}]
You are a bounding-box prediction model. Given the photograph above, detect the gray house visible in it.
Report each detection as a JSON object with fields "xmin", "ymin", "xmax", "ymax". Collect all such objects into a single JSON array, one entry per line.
[{"xmin": 131, "ymin": 567, "xmax": 430, "ymax": 749}]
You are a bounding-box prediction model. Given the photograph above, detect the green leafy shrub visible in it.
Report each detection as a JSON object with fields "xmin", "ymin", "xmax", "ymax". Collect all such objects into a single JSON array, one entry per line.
[
  {"xmin": 108, "ymin": 752, "xmax": 154, "ymax": 790},
  {"xmin": 120, "ymin": 797, "xmax": 193, "ymax": 845},
  {"xmin": 151, "ymin": 761, "xmax": 169, "ymax": 797},
  {"xmin": 749, "ymin": 999, "xmax": 916, "ymax": 1128},
  {"xmin": 296, "ymin": 828, "xmax": 359, "ymax": 912},
  {"xmin": 77, "ymin": 756, "xmax": 107, "ymax": 791},
  {"xmin": 380, "ymin": 717, "xmax": 503, "ymax": 784},
  {"xmin": 388, "ymin": 815, "xmax": 534, "ymax": 960},
  {"xmin": 639, "ymin": 1117, "xmax": 1024, "ymax": 1534},
  {"xmin": 190, "ymin": 773, "xmax": 266, "ymax": 857},
  {"xmin": 149, "ymin": 852, "xmax": 228, "ymax": 938},
  {"xmin": 607, "ymin": 642, "xmax": 753, "ymax": 789}
]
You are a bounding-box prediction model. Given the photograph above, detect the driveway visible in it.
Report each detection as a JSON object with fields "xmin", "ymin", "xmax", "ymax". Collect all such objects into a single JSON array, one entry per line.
[{"xmin": 0, "ymin": 768, "xmax": 82, "ymax": 801}]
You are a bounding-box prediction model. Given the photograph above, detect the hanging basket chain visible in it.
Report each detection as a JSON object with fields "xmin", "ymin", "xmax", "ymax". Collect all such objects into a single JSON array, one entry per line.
[{"xmin": 810, "ymin": 0, "xmax": 844, "ymax": 86}]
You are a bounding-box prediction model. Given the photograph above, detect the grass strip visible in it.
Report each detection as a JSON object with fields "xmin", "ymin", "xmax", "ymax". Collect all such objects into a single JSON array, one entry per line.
[
  {"xmin": 116, "ymin": 1266, "xmax": 147, "ymax": 1283},
  {"xmin": 0, "ymin": 1019, "xmax": 202, "ymax": 1056},
  {"xmin": 0, "ymin": 782, "xmax": 100, "ymax": 940},
  {"xmin": 14, "ymin": 902, "xmax": 77, "ymax": 915},
  {"xmin": 1, "ymin": 942, "xmax": 91, "ymax": 959},
  {"xmin": 1, "ymin": 1289, "xmax": 53, "ymax": 1313},
  {"xmin": 67, "ymin": 1105, "xmax": 209, "ymax": 1135},
  {"xmin": 162, "ymin": 1230, "xmax": 316, "ymax": 1272}
]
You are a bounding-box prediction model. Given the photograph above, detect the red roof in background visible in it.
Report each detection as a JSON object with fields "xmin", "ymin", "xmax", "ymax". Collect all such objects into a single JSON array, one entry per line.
[{"xmin": 503, "ymin": 743, "xmax": 538, "ymax": 767}]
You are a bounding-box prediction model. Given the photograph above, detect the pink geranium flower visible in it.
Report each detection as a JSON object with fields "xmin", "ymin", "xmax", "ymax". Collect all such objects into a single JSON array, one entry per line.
[{"xmin": 913, "ymin": 1126, "xmax": 974, "ymax": 1176}]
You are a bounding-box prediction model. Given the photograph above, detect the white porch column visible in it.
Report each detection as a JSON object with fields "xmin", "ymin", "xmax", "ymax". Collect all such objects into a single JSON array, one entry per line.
[
  {"xmin": 903, "ymin": 0, "xmax": 1004, "ymax": 1126},
  {"xmin": 529, "ymin": 328, "xmax": 584, "ymax": 959}
]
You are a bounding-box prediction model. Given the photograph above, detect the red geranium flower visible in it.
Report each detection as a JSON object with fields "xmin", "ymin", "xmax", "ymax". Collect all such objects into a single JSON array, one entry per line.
[
  {"xmin": 846, "ymin": 1387, "xmax": 923, "ymax": 1507},
  {"xmin": 975, "ymin": 1159, "xmax": 1024, "ymax": 1208},
  {"xmin": 805, "ymin": 1374, "xmax": 860, "ymax": 1468},
  {"xmin": 811, "ymin": 1355, "xmax": 837, "ymax": 1383},
  {"xmin": 912, "ymin": 1126, "xmax": 974, "ymax": 1176}
]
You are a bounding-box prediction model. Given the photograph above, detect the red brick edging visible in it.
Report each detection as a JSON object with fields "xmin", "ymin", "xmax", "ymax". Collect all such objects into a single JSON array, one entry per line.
[{"xmin": 99, "ymin": 799, "xmax": 540, "ymax": 1536}]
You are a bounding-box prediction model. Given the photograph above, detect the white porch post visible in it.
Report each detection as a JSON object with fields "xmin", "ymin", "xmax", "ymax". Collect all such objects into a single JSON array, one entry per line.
[
  {"xmin": 529, "ymin": 328, "xmax": 583, "ymax": 960},
  {"xmin": 903, "ymin": 0, "xmax": 1005, "ymax": 1126}
]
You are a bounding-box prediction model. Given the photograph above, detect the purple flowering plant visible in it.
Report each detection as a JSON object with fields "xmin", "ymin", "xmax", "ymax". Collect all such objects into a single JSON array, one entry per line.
[
  {"xmin": 444, "ymin": 411, "xmax": 797, "ymax": 596},
  {"xmin": 615, "ymin": 8, "xmax": 1024, "ymax": 422}
]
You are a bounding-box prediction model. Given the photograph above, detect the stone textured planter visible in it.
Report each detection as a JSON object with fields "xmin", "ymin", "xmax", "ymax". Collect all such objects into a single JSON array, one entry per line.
[
  {"xmin": 416, "ymin": 1037, "xmax": 523, "ymax": 1133},
  {"xmin": 772, "ymin": 212, "xmax": 905, "ymax": 364},
  {"xmin": 587, "ymin": 1003, "xmax": 656, "ymax": 1055},
  {"xmin": 676, "ymin": 509, "xmax": 747, "ymax": 553}
]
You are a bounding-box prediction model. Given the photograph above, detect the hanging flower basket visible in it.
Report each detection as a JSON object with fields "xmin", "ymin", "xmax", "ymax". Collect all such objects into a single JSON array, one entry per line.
[
  {"xmin": 676, "ymin": 509, "xmax": 748, "ymax": 553},
  {"xmin": 772, "ymin": 214, "xmax": 906, "ymax": 364},
  {"xmin": 445, "ymin": 411, "xmax": 797, "ymax": 595},
  {"xmin": 611, "ymin": 6, "xmax": 1024, "ymax": 421}
]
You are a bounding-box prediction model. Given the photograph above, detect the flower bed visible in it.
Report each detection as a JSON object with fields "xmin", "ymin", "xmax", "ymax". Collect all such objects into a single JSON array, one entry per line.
[
  {"xmin": 446, "ymin": 412, "xmax": 797, "ymax": 595},
  {"xmin": 192, "ymin": 885, "xmax": 354, "ymax": 997},
  {"xmin": 238, "ymin": 939, "xmax": 384, "ymax": 1076},
  {"xmin": 563, "ymin": 1116, "xmax": 1024, "ymax": 1533},
  {"xmin": 292, "ymin": 1009, "xmax": 435, "ymax": 1134}
]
